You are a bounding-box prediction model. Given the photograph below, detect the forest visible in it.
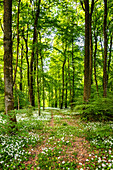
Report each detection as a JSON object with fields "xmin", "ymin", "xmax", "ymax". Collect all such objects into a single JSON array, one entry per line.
[{"xmin": 0, "ymin": 0, "xmax": 113, "ymax": 169}]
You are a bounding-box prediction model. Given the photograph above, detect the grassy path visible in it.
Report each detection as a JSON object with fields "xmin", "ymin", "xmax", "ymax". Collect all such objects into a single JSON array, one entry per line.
[
  {"xmin": 0, "ymin": 109, "xmax": 113, "ymax": 169},
  {"xmin": 23, "ymin": 109, "xmax": 113, "ymax": 170}
]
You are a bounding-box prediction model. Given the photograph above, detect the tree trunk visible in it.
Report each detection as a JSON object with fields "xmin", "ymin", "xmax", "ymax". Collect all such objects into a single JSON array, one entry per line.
[
  {"xmin": 20, "ymin": 44, "xmax": 23, "ymax": 91},
  {"xmin": 39, "ymin": 33, "xmax": 45, "ymax": 111},
  {"xmin": 72, "ymin": 37, "xmax": 75, "ymax": 109},
  {"xmin": 55, "ymin": 80, "xmax": 57, "ymax": 108},
  {"xmin": 13, "ymin": 0, "xmax": 21, "ymax": 86},
  {"xmin": 89, "ymin": 15, "xmax": 93, "ymax": 97},
  {"xmin": 89, "ymin": 0, "xmax": 94, "ymax": 97},
  {"xmin": 30, "ymin": 0, "xmax": 41, "ymax": 106},
  {"xmin": 83, "ymin": 0, "xmax": 90, "ymax": 102},
  {"xmin": 61, "ymin": 48, "xmax": 66, "ymax": 109},
  {"xmin": 65, "ymin": 69, "xmax": 67, "ymax": 108},
  {"xmin": 68, "ymin": 55, "xmax": 72, "ymax": 107},
  {"xmin": 36, "ymin": 50, "xmax": 41, "ymax": 116},
  {"xmin": 58, "ymin": 71, "xmax": 61, "ymax": 108},
  {"xmin": 22, "ymin": 26, "xmax": 30, "ymax": 97},
  {"xmin": 94, "ymin": 29, "xmax": 99, "ymax": 95},
  {"xmin": 107, "ymin": 33, "xmax": 112, "ymax": 82},
  {"xmin": 103, "ymin": 0, "xmax": 107, "ymax": 97},
  {"xmin": 4, "ymin": 0, "xmax": 17, "ymax": 129}
]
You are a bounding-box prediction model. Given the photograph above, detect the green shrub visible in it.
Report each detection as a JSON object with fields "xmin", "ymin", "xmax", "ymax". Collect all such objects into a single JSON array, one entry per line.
[{"xmin": 75, "ymin": 95, "xmax": 113, "ymax": 121}]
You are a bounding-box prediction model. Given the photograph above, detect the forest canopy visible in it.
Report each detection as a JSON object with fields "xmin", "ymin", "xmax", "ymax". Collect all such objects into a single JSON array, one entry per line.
[{"xmin": 0, "ymin": 0, "xmax": 113, "ymax": 120}]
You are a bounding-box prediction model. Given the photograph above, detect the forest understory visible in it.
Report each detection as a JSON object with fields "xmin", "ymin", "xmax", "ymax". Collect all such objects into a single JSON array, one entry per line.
[{"xmin": 0, "ymin": 108, "xmax": 113, "ymax": 170}]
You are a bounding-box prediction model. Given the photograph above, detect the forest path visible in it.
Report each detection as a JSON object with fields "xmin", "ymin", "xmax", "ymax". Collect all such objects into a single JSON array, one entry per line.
[{"xmin": 24, "ymin": 109, "xmax": 94, "ymax": 170}]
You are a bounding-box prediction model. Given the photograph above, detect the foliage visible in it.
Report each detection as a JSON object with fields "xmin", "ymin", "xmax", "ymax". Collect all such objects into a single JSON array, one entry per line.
[
  {"xmin": 75, "ymin": 95, "xmax": 113, "ymax": 121},
  {"xmin": 82, "ymin": 121, "xmax": 113, "ymax": 169},
  {"xmin": 14, "ymin": 90, "xmax": 30, "ymax": 109}
]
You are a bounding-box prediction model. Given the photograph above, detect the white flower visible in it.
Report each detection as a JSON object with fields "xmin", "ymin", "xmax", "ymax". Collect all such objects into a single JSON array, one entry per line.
[
  {"xmin": 0, "ymin": 161, "xmax": 4, "ymax": 164},
  {"xmin": 86, "ymin": 159, "xmax": 89, "ymax": 161},
  {"xmin": 98, "ymin": 157, "xmax": 101, "ymax": 163},
  {"xmin": 108, "ymin": 163, "xmax": 112, "ymax": 167},
  {"xmin": 79, "ymin": 162, "xmax": 82, "ymax": 165},
  {"xmin": 62, "ymin": 161, "xmax": 65, "ymax": 164},
  {"xmin": 109, "ymin": 150, "xmax": 111, "ymax": 154},
  {"xmin": 102, "ymin": 163, "xmax": 106, "ymax": 167}
]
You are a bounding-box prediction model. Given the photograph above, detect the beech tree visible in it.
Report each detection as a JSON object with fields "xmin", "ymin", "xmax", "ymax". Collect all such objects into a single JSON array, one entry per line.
[
  {"xmin": 4, "ymin": 0, "xmax": 17, "ymax": 126},
  {"xmin": 83, "ymin": 0, "xmax": 90, "ymax": 102},
  {"xmin": 103, "ymin": 0, "xmax": 107, "ymax": 97},
  {"xmin": 0, "ymin": 0, "xmax": 112, "ymax": 113}
]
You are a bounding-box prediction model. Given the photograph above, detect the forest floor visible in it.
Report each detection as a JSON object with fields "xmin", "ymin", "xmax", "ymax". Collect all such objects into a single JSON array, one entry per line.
[
  {"xmin": 22, "ymin": 109, "xmax": 113, "ymax": 170},
  {"xmin": 0, "ymin": 108, "xmax": 113, "ymax": 169}
]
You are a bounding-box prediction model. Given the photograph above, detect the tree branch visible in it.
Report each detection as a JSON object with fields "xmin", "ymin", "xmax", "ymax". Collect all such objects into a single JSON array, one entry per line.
[{"xmin": 80, "ymin": 0, "xmax": 85, "ymax": 11}]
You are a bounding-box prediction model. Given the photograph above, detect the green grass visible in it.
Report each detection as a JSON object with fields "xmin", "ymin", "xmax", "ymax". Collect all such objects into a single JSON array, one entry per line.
[{"xmin": 0, "ymin": 108, "xmax": 113, "ymax": 169}]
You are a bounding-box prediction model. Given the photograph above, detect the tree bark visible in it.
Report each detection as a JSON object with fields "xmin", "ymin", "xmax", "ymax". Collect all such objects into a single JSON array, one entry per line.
[
  {"xmin": 22, "ymin": 26, "xmax": 30, "ymax": 96},
  {"xmin": 30, "ymin": 0, "xmax": 41, "ymax": 106},
  {"xmin": 94, "ymin": 29, "xmax": 99, "ymax": 94},
  {"xmin": 58, "ymin": 71, "xmax": 61, "ymax": 108},
  {"xmin": 55, "ymin": 79, "xmax": 58, "ymax": 108},
  {"xmin": 83, "ymin": 0, "xmax": 90, "ymax": 102},
  {"xmin": 20, "ymin": 44, "xmax": 23, "ymax": 91},
  {"xmin": 65, "ymin": 69, "xmax": 67, "ymax": 108},
  {"xmin": 4, "ymin": 0, "xmax": 17, "ymax": 128},
  {"xmin": 39, "ymin": 33, "xmax": 45, "ymax": 110},
  {"xmin": 13, "ymin": 0, "xmax": 21, "ymax": 86},
  {"xmin": 61, "ymin": 46, "xmax": 66, "ymax": 109},
  {"xmin": 68, "ymin": 55, "xmax": 72, "ymax": 107},
  {"xmin": 107, "ymin": 33, "xmax": 112, "ymax": 82},
  {"xmin": 36, "ymin": 36, "xmax": 41, "ymax": 116},
  {"xmin": 103, "ymin": 0, "xmax": 107, "ymax": 97},
  {"xmin": 72, "ymin": 36, "xmax": 75, "ymax": 109}
]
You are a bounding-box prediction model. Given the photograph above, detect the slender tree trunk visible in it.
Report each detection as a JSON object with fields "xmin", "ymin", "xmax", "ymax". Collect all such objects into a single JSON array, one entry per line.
[
  {"xmin": 89, "ymin": 0, "xmax": 94, "ymax": 97},
  {"xmin": 35, "ymin": 31, "xmax": 41, "ymax": 116},
  {"xmin": 58, "ymin": 71, "xmax": 61, "ymax": 108},
  {"xmin": 20, "ymin": 44, "xmax": 23, "ymax": 91},
  {"xmin": 36, "ymin": 48, "xmax": 41, "ymax": 115},
  {"xmin": 49, "ymin": 86, "xmax": 51, "ymax": 107},
  {"xmin": 30, "ymin": 0, "xmax": 41, "ymax": 106},
  {"xmin": 51, "ymin": 80, "xmax": 54, "ymax": 107},
  {"xmin": 72, "ymin": 37, "xmax": 75, "ymax": 109},
  {"xmin": 107, "ymin": 33, "xmax": 112, "ymax": 82},
  {"xmin": 13, "ymin": 0, "xmax": 21, "ymax": 86},
  {"xmin": 68, "ymin": 55, "xmax": 72, "ymax": 107},
  {"xmin": 65, "ymin": 69, "xmax": 67, "ymax": 108},
  {"xmin": 103, "ymin": 0, "xmax": 107, "ymax": 97},
  {"xmin": 55, "ymin": 80, "xmax": 57, "ymax": 108},
  {"xmin": 89, "ymin": 15, "xmax": 93, "ymax": 97},
  {"xmin": 39, "ymin": 33, "xmax": 45, "ymax": 110},
  {"xmin": 61, "ymin": 48, "xmax": 66, "ymax": 109},
  {"xmin": 4, "ymin": 0, "xmax": 17, "ymax": 129},
  {"xmin": 83, "ymin": 0, "xmax": 90, "ymax": 102},
  {"xmin": 94, "ymin": 30, "xmax": 99, "ymax": 94},
  {"xmin": 22, "ymin": 26, "xmax": 30, "ymax": 96}
]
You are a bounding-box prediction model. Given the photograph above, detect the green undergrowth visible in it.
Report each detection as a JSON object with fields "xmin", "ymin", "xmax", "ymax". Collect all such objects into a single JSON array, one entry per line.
[
  {"xmin": 82, "ymin": 121, "xmax": 113, "ymax": 169},
  {"xmin": 0, "ymin": 108, "xmax": 113, "ymax": 169}
]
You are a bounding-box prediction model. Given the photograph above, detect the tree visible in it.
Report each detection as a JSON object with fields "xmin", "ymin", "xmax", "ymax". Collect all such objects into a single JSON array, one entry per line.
[
  {"xmin": 4, "ymin": 0, "xmax": 17, "ymax": 128},
  {"xmin": 83, "ymin": 0, "xmax": 90, "ymax": 102},
  {"xmin": 30, "ymin": 0, "xmax": 41, "ymax": 106},
  {"xmin": 103, "ymin": 0, "xmax": 107, "ymax": 97}
]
